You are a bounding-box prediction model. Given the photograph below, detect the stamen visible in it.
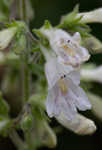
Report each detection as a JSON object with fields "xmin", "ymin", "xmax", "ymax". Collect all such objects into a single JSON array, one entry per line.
[
  {"xmin": 58, "ymin": 77, "xmax": 68, "ymax": 95},
  {"xmin": 62, "ymin": 43, "xmax": 76, "ymax": 57}
]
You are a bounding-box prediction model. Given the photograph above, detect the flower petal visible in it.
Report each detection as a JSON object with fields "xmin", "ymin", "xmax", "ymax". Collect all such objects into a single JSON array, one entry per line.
[
  {"xmin": 56, "ymin": 89, "xmax": 77, "ymax": 120},
  {"xmin": 72, "ymin": 32, "xmax": 81, "ymax": 44},
  {"xmin": 46, "ymin": 85, "xmax": 60, "ymax": 117},
  {"xmin": 45, "ymin": 58, "xmax": 73, "ymax": 89},
  {"xmin": 66, "ymin": 78, "xmax": 91, "ymax": 110},
  {"xmin": 49, "ymin": 29, "xmax": 90, "ymax": 66},
  {"xmin": 46, "ymin": 83, "xmax": 77, "ymax": 120},
  {"xmin": 68, "ymin": 70, "xmax": 80, "ymax": 85}
]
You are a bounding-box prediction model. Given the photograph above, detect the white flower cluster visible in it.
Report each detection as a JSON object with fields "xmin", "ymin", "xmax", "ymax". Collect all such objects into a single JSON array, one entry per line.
[{"xmin": 40, "ymin": 28, "xmax": 96, "ymax": 134}]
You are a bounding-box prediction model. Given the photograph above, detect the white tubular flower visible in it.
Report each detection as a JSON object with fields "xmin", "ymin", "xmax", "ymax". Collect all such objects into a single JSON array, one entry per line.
[
  {"xmin": 41, "ymin": 28, "xmax": 90, "ymax": 67},
  {"xmin": 78, "ymin": 8, "xmax": 102, "ymax": 24},
  {"xmin": 56, "ymin": 112, "xmax": 96, "ymax": 135},
  {"xmin": 45, "ymin": 58, "xmax": 91, "ymax": 120},
  {"xmin": 0, "ymin": 27, "xmax": 17, "ymax": 50},
  {"xmin": 80, "ymin": 66, "xmax": 102, "ymax": 83}
]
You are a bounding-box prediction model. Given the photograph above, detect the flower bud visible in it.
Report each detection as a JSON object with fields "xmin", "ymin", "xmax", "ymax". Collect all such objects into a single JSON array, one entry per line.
[
  {"xmin": 56, "ymin": 112, "xmax": 96, "ymax": 135},
  {"xmin": 0, "ymin": 27, "xmax": 17, "ymax": 50},
  {"xmin": 20, "ymin": 114, "xmax": 33, "ymax": 131},
  {"xmin": 78, "ymin": 8, "xmax": 102, "ymax": 23},
  {"xmin": 80, "ymin": 66, "xmax": 102, "ymax": 83},
  {"xmin": 83, "ymin": 35, "xmax": 102, "ymax": 54}
]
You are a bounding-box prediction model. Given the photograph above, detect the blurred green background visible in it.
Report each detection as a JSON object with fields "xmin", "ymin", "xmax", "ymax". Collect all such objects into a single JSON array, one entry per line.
[{"xmin": 1, "ymin": 0, "xmax": 102, "ymax": 150}]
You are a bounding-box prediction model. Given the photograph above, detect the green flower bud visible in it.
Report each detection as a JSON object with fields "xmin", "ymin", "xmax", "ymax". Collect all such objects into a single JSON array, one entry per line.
[
  {"xmin": 20, "ymin": 114, "xmax": 33, "ymax": 131},
  {"xmin": 13, "ymin": 34, "xmax": 27, "ymax": 55}
]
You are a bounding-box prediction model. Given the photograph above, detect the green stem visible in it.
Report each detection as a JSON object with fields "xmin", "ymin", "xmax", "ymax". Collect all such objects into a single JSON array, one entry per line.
[
  {"xmin": 22, "ymin": 0, "xmax": 31, "ymax": 103},
  {"xmin": 24, "ymin": 65, "xmax": 30, "ymax": 102},
  {"xmin": 22, "ymin": 0, "xmax": 27, "ymax": 22},
  {"xmin": 18, "ymin": 0, "xmax": 29, "ymax": 23},
  {"xmin": 21, "ymin": 48, "xmax": 31, "ymax": 103},
  {"xmin": 18, "ymin": 0, "xmax": 22, "ymax": 20},
  {"xmin": 9, "ymin": 130, "xmax": 26, "ymax": 150},
  {"xmin": 24, "ymin": 126, "xmax": 37, "ymax": 150}
]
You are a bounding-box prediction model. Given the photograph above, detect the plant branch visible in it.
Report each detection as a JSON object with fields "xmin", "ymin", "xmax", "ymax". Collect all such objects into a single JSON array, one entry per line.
[{"xmin": 9, "ymin": 130, "xmax": 26, "ymax": 150}]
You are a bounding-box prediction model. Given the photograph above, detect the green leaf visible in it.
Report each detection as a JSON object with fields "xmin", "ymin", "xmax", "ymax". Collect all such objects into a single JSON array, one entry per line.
[
  {"xmin": 33, "ymin": 29, "xmax": 50, "ymax": 47},
  {"xmin": 58, "ymin": 4, "xmax": 91, "ymax": 37},
  {"xmin": 43, "ymin": 20, "xmax": 52, "ymax": 29},
  {"xmin": 6, "ymin": 21, "xmax": 27, "ymax": 30},
  {"xmin": 61, "ymin": 4, "xmax": 79, "ymax": 25}
]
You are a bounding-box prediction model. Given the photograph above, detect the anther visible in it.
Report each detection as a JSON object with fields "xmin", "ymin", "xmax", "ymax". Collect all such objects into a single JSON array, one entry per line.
[
  {"xmin": 64, "ymin": 75, "xmax": 66, "ymax": 78},
  {"xmin": 67, "ymin": 40, "xmax": 70, "ymax": 43}
]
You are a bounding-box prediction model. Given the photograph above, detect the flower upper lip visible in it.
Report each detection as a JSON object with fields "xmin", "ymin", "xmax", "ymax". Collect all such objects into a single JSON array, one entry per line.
[{"xmin": 41, "ymin": 28, "xmax": 90, "ymax": 67}]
